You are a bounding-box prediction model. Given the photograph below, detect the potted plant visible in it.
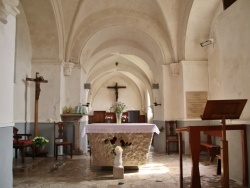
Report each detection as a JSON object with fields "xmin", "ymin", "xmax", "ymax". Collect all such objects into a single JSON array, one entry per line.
[{"xmin": 33, "ymin": 136, "xmax": 49, "ymax": 153}]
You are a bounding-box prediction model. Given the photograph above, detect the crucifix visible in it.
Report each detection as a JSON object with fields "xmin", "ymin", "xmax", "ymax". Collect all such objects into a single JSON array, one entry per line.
[
  {"xmin": 26, "ymin": 72, "xmax": 48, "ymax": 136},
  {"xmin": 107, "ymin": 82, "xmax": 126, "ymax": 101}
]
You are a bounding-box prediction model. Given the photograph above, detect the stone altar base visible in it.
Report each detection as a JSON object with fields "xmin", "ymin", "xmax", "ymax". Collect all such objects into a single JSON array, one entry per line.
[
  {"xmin": 88, "ymin": 133, "xmax": 153, "ymax": 166},
  {"xmin": 113, "ymin": 166, "xmax": 124, "ymax": 179}
]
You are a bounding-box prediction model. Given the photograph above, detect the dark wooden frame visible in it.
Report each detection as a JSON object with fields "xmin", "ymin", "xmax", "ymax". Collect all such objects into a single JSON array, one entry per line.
[
  {"xmin": 165, "ymin": 121, "xmax": 179, "ymax": 155},
  {"xmin": 13, "ymin": 127, "xmax": 35, "ymax": 164},
  {"xmin": 54, "ymin": 122, "xmax": 73, "ymax": 160},
  {"xmin": 177, "ymin": 125, "xmax": 248, "ymax": 188}
]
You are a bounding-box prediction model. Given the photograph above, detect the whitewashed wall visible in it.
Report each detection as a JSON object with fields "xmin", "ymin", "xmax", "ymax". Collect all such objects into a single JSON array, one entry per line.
[
  {"xmin": 151, "ymin": 66, "xmax": 164, "ymax": 120},
  {"xmin": 14, "ymin": 3, "xmax": 32, "ymax": 123},
  {"xmin": 163, "ymin": 64, "xmax": 183, "ymax": 120},
  {"xmin": 209, "ymin": 0, "xmax": 250, "ymax": 183},
  {"xmin": 15, "ymin": 3, "xmax": 63, "ymax": 123},
  {"xmin": 182, "ymin": 61, "xmax": 208, "ymax": 119},
  {"xmin": 60, "ymin": 64, "xmax": 65, "ymax": 112},
  {"xmin": 81, "ymin": 68, "xmax": 89, "ymax": 105},
  {"xmin": 0, "ymin": 1, "xmax": 20, "ymax": 187},
  {"xmin": 90, "ymin": 77, "xmax": 141, "ymax": 113},
  {"xmin": 65, "ymin": 65, "xmax": 82, "ymax": 107},
  {"xmin": 0, "ymin": 18, "xmax": 16, "ymax": 124},
  {"xmin": 30, "ymin": 63, "xmax": 62, "ymax": 122}
]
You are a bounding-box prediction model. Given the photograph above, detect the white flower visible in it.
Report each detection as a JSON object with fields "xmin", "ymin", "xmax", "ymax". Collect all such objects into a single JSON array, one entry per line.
[
  {"xmin": 111, "ymin": 102, "xmax": 126, "ymax": 113},
  {"xmin": 32, "ymin": 136, "xmax": 49, "ymax": 148},
  {"xmin": 114, "ymin": 146, "xmax": 123, "ymax": 155}
]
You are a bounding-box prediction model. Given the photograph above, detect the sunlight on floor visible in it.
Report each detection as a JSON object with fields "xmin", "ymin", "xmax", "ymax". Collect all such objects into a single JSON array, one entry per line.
[{"xmin": 128, "ymin": 163, "xmax": 169, "ymax": 175}]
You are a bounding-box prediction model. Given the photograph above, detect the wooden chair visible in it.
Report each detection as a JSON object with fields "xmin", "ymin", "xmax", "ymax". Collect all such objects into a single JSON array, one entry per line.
[
  {"xmin": 165, "ymin": 121, "xmax": 179, "ymax": 155},
  {"xmin": 13, "ymin": 127, "xmax": 35, "ymax": 164},
  {"xmin": 54, "ymin": 121, "xmax": 72, "ymax": 160}
]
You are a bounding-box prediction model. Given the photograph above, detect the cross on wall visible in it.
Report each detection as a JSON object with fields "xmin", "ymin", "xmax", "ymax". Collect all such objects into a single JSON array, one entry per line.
[
  {"xmin": 26, "ymin": 72, "xmax": 48, "ymax": 136},
  {"xmin": 107, "ymin": 83, "xmax": 126, "ymax": 101}
]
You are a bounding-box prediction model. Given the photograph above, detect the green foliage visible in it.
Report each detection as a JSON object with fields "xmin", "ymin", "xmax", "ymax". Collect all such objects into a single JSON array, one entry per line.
[
  {"xmin": 111, "ymin": 102, "xmax": 126, "ymax": 113},
  {"xmin": 33, "ymin": 136, "xmax": 49, "ymax": 148},
  {"xmin": 62, "ymin": 105, "xmax": 74, "ymax": 114},
  {"xmin": 104, "ymin": 136, "xmax": 132, "ymax": 155}
]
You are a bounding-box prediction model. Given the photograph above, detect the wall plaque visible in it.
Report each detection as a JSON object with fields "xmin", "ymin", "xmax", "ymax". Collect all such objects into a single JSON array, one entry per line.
[{"xmin": 186, "ymin": 91, "xmax": 207, "ymax": 119}]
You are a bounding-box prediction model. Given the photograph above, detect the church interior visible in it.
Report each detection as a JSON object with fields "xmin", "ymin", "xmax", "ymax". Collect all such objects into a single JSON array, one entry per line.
[{"xmin": 1, "ymin": 0, "xmax": 250, "ymax": 187}]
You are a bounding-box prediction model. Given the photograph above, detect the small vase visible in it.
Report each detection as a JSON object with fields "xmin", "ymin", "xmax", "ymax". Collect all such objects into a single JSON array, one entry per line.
[{"xmin": 116, "ymin": 113, "xmax": 122, "ymax": 124}]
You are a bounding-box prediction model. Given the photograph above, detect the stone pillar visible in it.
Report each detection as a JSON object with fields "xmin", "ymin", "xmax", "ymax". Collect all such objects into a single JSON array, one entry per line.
[
  {"xmin": 0, "ymin": 0, "xmax": 20, "ymax": 24},
  {"xmin": 113, "ymin": 146, "xmax": 124, "ymax": 179},
  {"xmin": 0, "ymin": 1, "xmax": 19, "ymax": 187},
  {"xmin": 113, "ymin": 166, "xmax": 124, "ymax": 179},
  {"xmin": 61, "ymin": 114, "xmax": 86, "ymax": 155},
  {"xmin": 80, "ymin": 115, "xmax": 89, "ymax": 154}
]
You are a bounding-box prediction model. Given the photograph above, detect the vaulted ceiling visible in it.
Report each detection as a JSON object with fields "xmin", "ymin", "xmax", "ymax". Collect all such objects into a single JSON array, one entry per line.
[{"xmin": 19, "ymin": 0, "xmax": 223, "ymax": 100}]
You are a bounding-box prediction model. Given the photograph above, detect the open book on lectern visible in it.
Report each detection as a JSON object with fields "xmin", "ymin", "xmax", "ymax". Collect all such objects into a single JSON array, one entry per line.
[{"xmin": 200, "ymin": 99, "xmax": 247, "ymax": 120}]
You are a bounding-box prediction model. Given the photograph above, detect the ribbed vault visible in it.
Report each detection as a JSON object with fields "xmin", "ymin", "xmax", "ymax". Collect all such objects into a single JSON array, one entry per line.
[{"xmin": 19, "ymin": 0, "xmax": 222, "ymax": 112}]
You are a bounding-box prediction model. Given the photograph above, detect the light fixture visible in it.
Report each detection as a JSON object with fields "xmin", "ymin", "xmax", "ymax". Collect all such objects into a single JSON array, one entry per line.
[
  {"xmin": 200, "ymin": 38, "xmax": 214, "ymax": 47},
  {"xmin": 84, "ymin": 83, "xmax": 91, "ymax": 89},
  {"xmin": 82, "ymin": 103, "xmax": 90, "ymax": 107},
  {"xmin": 153, "ymin": 102, "xmax": 161, "ymax": 106},
  {"xmin": 152, "ymin": 83, "xmax": 159, "ymax": 89}
]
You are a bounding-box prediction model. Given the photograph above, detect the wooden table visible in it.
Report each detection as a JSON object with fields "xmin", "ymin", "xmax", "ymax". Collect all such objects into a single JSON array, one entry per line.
[{"xmin": 177, "ymin": 124, "xmax": 248, "ymax": 188}]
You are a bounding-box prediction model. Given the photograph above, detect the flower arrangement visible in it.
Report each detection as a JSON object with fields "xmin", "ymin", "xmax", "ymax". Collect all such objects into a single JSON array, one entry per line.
[
  {"xmin": 111, "ymin": 102, "xmax": 126, "ymax": 114},
  {"xmin": 105, "ymin": 116, "xmax": 113, "ymax": 120},
  {"xmin": 62, "ymin": 105, "xmax": 74, "ymax": 114},
  {"xmin": 114, "ymin": 146, "xmax": 123, "ymax": 155},
  {"xmin": 105, "ymin": 115, "xmax": 113, "ymax": 123},
  {"xmin": 104, "ymin": 136, "xmax": 132, "ymax": 155},
  {"xmin": 33, "ymin": 136, "xmax": 49, "ymax": 148},
  {"xmin": 122, "ymin": 115, "xmax": 127, "ymax": 122}
]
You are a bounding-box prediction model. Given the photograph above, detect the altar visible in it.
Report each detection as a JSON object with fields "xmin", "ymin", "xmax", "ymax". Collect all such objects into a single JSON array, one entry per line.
[{"xmin": 82, "ymin": 123, "xmax": 160, "ymax": 167}]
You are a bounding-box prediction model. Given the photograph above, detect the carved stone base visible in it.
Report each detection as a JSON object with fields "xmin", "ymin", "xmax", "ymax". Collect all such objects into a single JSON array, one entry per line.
[
  {"xmin": 113, "ymin": 166, "xmax": 124, "ymax": 179},
  {"xmin": 88, "ymin": 133, "xmax": 152, "ymax": 166}
]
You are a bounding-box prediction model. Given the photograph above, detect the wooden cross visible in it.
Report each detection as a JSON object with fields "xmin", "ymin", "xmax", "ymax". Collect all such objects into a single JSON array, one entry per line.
[
  {"xmin": 26, "ymin": 72, "xmax": 48, "ymax": 136},
  {"xmin": 107, "ymin": 83, "xmax": 126, "ymax": 101}
]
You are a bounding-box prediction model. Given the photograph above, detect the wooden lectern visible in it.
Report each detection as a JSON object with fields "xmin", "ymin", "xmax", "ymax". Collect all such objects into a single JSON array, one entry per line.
[
  {"xmin": 177, "ymin": 99, "xmax": 248, "ymax": 188},
  {"xmin": 200, "ymin": 99, "xmax": 247, "ymax": 187}
]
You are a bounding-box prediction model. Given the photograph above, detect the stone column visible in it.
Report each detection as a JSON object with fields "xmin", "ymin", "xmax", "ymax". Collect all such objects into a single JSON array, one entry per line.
[
  {"xmin": 0, "ymin": 0, "xmax": 20, "ymax": 24},
  {"xmin": 61, "ymin": 114, "xmax": 86, "ymax": 155}
]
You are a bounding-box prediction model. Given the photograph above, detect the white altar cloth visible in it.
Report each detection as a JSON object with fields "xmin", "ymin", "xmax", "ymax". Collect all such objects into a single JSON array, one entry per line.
[{"xmin": 82, "ymin": 123, "xmax": 160, "ymax": 137}]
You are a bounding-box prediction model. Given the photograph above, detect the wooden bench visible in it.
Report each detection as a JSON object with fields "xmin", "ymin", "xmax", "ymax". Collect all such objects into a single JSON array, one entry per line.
[{"xmin": 200, "ymin": 130, "xmax": 222, "ymax": 162}]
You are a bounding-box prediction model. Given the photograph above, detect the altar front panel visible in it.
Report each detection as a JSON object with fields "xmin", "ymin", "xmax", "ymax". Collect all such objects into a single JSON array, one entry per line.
[
  {"xmin": 88, "ymin": 132, "xmax": 153, "ymax": 166},
  {"xmin": 84, "ymin": 123, "xmax": 159, "ymax": 167}
]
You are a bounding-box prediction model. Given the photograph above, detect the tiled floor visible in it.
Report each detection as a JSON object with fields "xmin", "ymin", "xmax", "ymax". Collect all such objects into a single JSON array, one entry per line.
[{"xmin": 13, "ymin": 149, "xmax": 245, "ymax": 188}]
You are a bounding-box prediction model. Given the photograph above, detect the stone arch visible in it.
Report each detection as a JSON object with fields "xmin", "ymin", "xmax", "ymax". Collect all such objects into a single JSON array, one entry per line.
[{"xmin": 67, "ymin": 8, "xmax": 174, "ymax": 65}]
